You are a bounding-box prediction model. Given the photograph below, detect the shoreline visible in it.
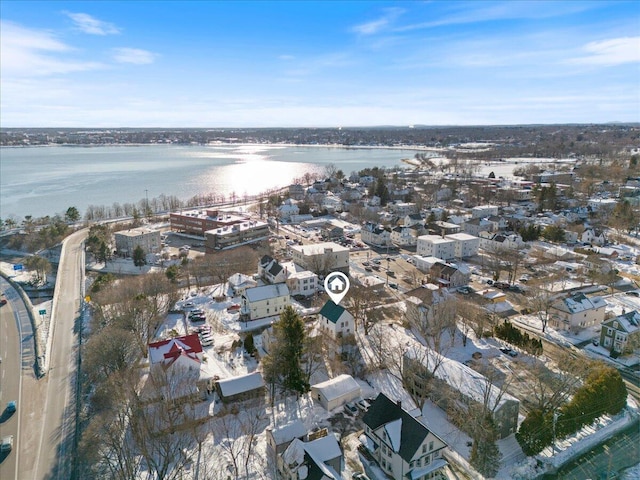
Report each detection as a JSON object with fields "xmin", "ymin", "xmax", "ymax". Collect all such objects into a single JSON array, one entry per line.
[{"xmin": 0, "ymin": 142, "xmax": 434, "ymax": 152}]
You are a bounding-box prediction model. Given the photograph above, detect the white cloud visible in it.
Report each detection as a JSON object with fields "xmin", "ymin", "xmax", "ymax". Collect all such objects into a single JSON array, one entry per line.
[
  {"xmin": 569, "ymin": 36, "xmax": 640, "ymax": 66},
  {"xmin": 397, "ymin": 1, "xmax": 603, "ymax": 32},
  {"xmin": 0, "ymin": 21, "xmax": 103, "ymax": 76},
  {"xmin": 112, "ymin": 48, "xmax": 156, "ymax": 64},
  {"xmin": 351, "ymin": 7, "xmax": 404, "ymax": 35},
  {"xmin": 65, "ymin": 12, "xmax": 120, "ymax": 35},
  {"xmin": 278, "ymin": 54, "xmax": 295, "ymax": 61}
]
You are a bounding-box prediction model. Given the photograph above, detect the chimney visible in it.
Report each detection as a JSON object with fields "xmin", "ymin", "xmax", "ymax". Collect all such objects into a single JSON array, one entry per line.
[{"xmin": 397, "ymin": 399, "xmax": 402, "ymax": 410}]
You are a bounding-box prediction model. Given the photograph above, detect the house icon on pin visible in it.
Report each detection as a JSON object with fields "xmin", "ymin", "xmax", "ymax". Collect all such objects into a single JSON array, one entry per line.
[{"xmin": 327, "ymin": 276, "xmax": 346, "ymax": 292}]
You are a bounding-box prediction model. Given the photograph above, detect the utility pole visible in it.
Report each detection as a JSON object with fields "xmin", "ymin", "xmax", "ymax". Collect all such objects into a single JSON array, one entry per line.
[
  {"xmin": 604, "ymin": 445, "xmax": 613, "ymax": 479},
  {"xmin": 552, "ymin": 410, "xmax": 559, "ymax": 455},
  {"xmin": 145, "ymin": 189, "xmax": 150, "ymax": 220}
]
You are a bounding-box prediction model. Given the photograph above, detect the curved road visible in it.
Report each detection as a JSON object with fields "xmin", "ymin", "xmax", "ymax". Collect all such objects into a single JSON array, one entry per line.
[
  {"xmin": 0, "ymin": 276, "xmax": 44, "ymax": 480},
  {"xmin": 32, "ymin": 229, "xmax": 87, "ymax": 480}
]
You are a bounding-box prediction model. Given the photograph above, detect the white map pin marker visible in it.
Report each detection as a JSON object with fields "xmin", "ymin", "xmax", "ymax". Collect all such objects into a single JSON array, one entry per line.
[{"xmin": 324, "ymin": 272, "xmax": 350, "ymax": 305}]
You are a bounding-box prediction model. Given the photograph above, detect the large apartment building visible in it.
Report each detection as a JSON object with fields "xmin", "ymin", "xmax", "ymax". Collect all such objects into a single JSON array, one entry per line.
[{"xmin": 290, "ymin": 242, "xmax": 349, "ymax": 275}]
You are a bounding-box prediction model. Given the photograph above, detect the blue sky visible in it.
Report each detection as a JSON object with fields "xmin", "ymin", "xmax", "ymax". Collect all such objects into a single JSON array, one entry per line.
[{"xmin": 1, "ymin": 1, "xmax": 639, "ymax": 127}]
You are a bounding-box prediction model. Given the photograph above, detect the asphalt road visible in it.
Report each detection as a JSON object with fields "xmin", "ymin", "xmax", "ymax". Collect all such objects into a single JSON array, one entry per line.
[
  {"xmin": 0, "ymin": 287, "xmax": 21, "ymax": 478},
  {"xmin": 34, "ymin": 228, "xmax": 87, "ymax": 480}
]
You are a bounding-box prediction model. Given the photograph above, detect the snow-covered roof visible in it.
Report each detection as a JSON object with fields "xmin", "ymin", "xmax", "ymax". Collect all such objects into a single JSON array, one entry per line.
[
  {"xmin": 244, "ymin": 283, "xmax": 290, "ymax": 302},
  {"xmin": 228, "ymin": 272, "xmax": 256, "ymax": 287},
  {"xmin": 312, "ymin": 374, "xmax": 360, "ymax": 401},
  {"xmin": 270, "ymin": 420, "xmax": 307, "ymax": 446},
  {"xmin": 291, "ymin": 242, "xmax": 349, "ymax": 255},
  {"xmin": 303, "ymin": 435, "xmax": 342, "ymax": 463},
  {"xmin": 216, "ymin": 372, "xmax": 265, "ymax": 397},
  {"xmin": 417, "ymin": 235, "xmax": 455, "ymax": 245},
  {"xmin": 282, "ymin": 436, "xmax": 342, "ymax": 480},
  {"xmin": 445, "ymin": 232, "xmax": 478, "ymax": 241},
  {"xmin": 384, "ymin": 418, "xmax": 402, "ymax": 452},
  {"xmin": 603, "ymin": 310, "xmax": 640, "ymax": 333},
  {"xmin": 405, "ymin": 344, "xmax": 518, "ymax": 411},
  {"xmin": 555, "ymin": 292, "xmax": 606, "ymax": 314},
  {"xmin": 148, "ymin": 334, "xmax": 203, "ymax": 364}
]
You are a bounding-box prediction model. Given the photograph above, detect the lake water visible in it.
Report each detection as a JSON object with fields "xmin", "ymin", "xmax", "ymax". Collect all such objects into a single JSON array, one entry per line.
[{"xmin": 0, "ymin": 144, "xmax": 419, "ymax": 219}]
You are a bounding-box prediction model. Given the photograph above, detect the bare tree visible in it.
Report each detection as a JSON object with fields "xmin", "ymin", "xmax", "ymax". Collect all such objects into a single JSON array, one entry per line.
[
  {"xmin": 526, "ymin": 284, "xmax": 556, "ymax": 333},
  {"xmin": 523, "ymin": 351, "xmax": 592, "ymax": 412}
]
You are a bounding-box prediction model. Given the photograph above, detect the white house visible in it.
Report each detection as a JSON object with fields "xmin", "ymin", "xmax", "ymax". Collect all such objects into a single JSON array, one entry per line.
[
  {"xmin": 463, "ymin": 217, "xmax": 495, "ymax": 236},
  {"xmin": 259, "ymin": 255, "xmax": 289, "ymax": 284},
  {"xmin": 361, "ymin": 393, "xmax": 449, "ymax": 480},
  {"xmin": 240, "ymin": 284, "xmax": 290, "ymax": 321},
  {"xmin": 390, "ymin": 225, "xmax": 420, "ymax": 247},
  {"xmin": 361, "ymin": 222, "xmax": 392, "ymax": 247},
  {"xmin": 550, "ymin": 292, "xmax": 607, "ymax": 332},
  {"xmin": 280, "ymin": 435, "xmax": 343, "ymax": 480},
  {"xmin": 318, "ymin": 300, "xmax": 356, "ymax": 339},
  {"xmin": 282, "ymin": 261, "xmax": 319, "ymax": 297},
  {"xmin": 290, "ymin": 242, "xmax": 350, "ymax": 275},
  {"xmin": 412, "ymin": 255, "xmax": 441, "ymax": 274},
  {"xmin": 389, "ymin": 202, "xmax": 417, "ymax": 216},
  {"xmin": 581, "ymin": 227, "xmax": 608, "ymax": 246},
  {"xmin": 311, "ymin": 374, "xmax": 361, "ymax": 411},
  {"xmin": 404, "ymin": 213, "xmax": 424, "ymax": 227},
  {"xmin": 471, "ymin": 205, "xmax": 499, "ymax": 219},
  {"xmin": 227, "ymin": 273, "xmax": 258, "ymax": 296},
  {"xmin": 278, "ymin": 201, "xmax": 299, "ymax": 221},
  {"xmin": 479, "ymin": 231, "xmax": 525, "ymax": 250},
  {"xmin": 416, "ymin": 235, "xmax": 456, "ymax": 261}
]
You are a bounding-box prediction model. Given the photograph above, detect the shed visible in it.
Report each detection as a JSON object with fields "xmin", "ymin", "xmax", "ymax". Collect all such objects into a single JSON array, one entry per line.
[
  {"xmin": 310, "ymin": 374, "xmax": 361, "ymax": 411},
  {"xmin": 216, "ymin": 372, "xmax": 265, "ymax": 404}
]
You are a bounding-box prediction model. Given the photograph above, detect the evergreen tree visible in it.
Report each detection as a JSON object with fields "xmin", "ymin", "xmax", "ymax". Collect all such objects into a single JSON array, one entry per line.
[
  {"xmin": 516, "ymin": 408, "xmax": 553, "ymax": 456},
  {"xmin": 263, "ymin": 306, "xmax": 309, "ymax": 399},
  {"xmin": 469, "ymin": 414, "xmax": 502, "ymax": 477},
  {"xmin": 244, "ymin": 332, "xmax": 256, "ymax": 356},
  {"xmin": 65, "ymin": 206, "xmax": 80, "ymax": 223},
  {"xmin": 133, "ymin": 245, "xmax": 146, "ymax": 268}
]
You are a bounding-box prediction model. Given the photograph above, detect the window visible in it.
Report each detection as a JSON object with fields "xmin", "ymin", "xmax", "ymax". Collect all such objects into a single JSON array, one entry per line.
[
  {"xmin": 409, "ymin": 461, "xmax": 415, "ymax": 469},
  {"xmin": 423, "ymin": 444, "xmax": 427, "ymax": 454},
  {"xmin": 417, "ymin": 458, "xmax": 421, "ymax": 467},
  {"xmin": 607, "ymin": 328, "xmax": 613, "ymax": 336},
  {"xmin": 429, "ymin": 441, "xmax": 434, "ymax": 451}
]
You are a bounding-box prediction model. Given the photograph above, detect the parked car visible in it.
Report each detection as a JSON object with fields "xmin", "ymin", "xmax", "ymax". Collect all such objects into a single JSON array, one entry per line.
[
  {"xmin": 0, "ymin": 435, "xmax": 13, "ymax": 453},
  {"xmin": 352, "ymin": 473, "xmax": 371, "ymax": 480},
  {"xmin": 508, "ymin": 284, "xmax": 525, "ymax": 293},
  {"xmin": 457, "ymin": 286, "xmax": 473, "ymax": 294},
  {"xmin": 344, "ymin": 402, "xmax": 358, "ymax": 416},
  {"xmin": 226, "ymin": 304, "xmax": 241, "ymax": 312},
  {"xmin": 500, "ymin": 347, "xmax": 518, "ymax": 357},
  {"xmin": 356, "ymin": 399, "xmax": 371, "ymax": 412}
]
